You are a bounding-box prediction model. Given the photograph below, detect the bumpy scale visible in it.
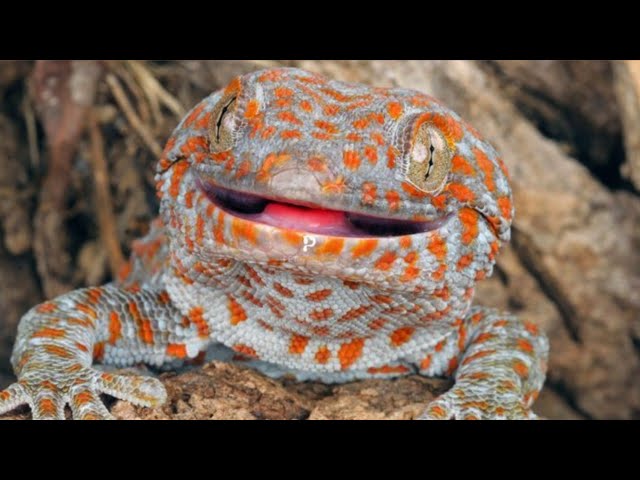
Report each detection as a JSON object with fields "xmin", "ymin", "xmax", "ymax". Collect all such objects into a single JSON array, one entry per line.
[{"xmin": 0, "ymin": 68, "xmax": 548, "ymax": 420}]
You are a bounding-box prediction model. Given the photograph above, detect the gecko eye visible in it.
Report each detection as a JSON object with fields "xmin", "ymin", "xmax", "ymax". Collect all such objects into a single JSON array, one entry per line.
[
  {"xmin": 405, "ymin": 124, "xmax": 452, "ymax": 193},
  {"xmin": 209, "ymin": 93, "xmax": 238, "ymax": 153}
]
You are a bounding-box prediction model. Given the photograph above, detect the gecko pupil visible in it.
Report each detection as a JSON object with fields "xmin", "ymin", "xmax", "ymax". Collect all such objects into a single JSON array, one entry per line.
[
  {"xmin": 216, "ymin": 97, "xmax": 236, "ymax": 143},
  {"xmin": 425, "ymin": 144, "xmax": 435, "ymax": 179}
]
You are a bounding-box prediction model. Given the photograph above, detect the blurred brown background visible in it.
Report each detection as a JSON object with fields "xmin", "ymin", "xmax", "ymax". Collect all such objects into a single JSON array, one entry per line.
[{"xmin": 0, "ymin": 60, "xmax": 638, "ymax": 420}]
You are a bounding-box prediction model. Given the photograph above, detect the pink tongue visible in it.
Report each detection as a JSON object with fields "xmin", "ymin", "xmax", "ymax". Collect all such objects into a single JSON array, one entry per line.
[{"xmin": 264, "ymin": 202, "xmax": 345, "ymax": 228}]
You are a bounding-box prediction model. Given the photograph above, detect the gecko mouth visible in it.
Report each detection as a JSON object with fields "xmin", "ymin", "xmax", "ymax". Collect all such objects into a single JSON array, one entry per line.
[{"xmin": 198, "ymin": 179, "xmax": 449, "ymax": 238}]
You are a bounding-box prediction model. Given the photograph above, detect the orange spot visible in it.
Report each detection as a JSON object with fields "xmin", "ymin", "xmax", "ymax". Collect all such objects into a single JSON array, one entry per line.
[
  {"xmin": 404, "ymin": 251, "xmax": 418, "ymax": 264},
  {"xmin": 458, "ymin": 323, "xmax": 467, "ymax": 351},
  {"xmin": 315, "ymin": 346, "xmax": 331, "ymax": 364},
  {"xmin": 517, "ymin": 338, "xmax": 534, "ymax": 353},
  {"xmin": 399, "ymin": 236, "xmax": 412, "ymax": 249},
  {"xmin": 224, "ymin": 76, "xmax": 242, "ymax": 95},
  {"xmin": 475, "ymin": 332, "xmax": 495, "ymax": 343},
  {"xmin": 92, "ymin": 342, "xmax": 105, "ymax": 361},
  {"xmin": 184, "ymin": 190, "xmax": 195, "ymax": 209},
  {"xmin": 74, "ymin": 391, "xmax": 94, "ymax": 406},
  {"xmin": 459, "ymin": 208, "xmax": 479, "ymax": 244},
  {"xmin": 435, "ymin": 339, "xmax": 446, "ymax": 352},
  {"xmin": 343, "ymin": 280, "xmax": 360, "ymax": 290},
  {"xmin": 387, "ymin": 102, "xmax": 403, "ymax": 120},
  {"xmin": 370, "ymin": 294, "xmax": 392, "ymax": 304},
  {"xmin": 353, "ymin": 118, "xmax": 369, "ymax": 129},
  {"xmin": 368, "ymin": 318, "xmax": 387, "ymax": 330},
  {"xmin": 462, "ymin": 349, "xmax": 496, "ymax": 366},
  {"xmin": 188, "ymin": 306, "xmax": 210, "ymax": 337},
  {"xmin": 432, "ymin": 194, "xmax": 447, "ymax": 210},
  {"xmin": 493, "ymin": 319, "xmax": 509, "ymax": 328},
  {"xmin": 385, "ymin": 190, "xmax": 401, "ymax": 211},
  {"xmin": 447, "ymin": 183, "xmax": 475, "ymax": 203},
  {"xmin": 456, "ymin": 254, "xmax": 474, "ymax": 270},
  {"xmin": 277, "ymin": 111, "xmax": 301, "ymax": 124},
  {"xmin": 306, "ymin": 289, "xmax": 333, "ymax": 302},
  {"xmin": 169, "ymin": 161, "xmax": 189, "ymax": 198},
  {"xmin": 420, "ymin": 355, "xmax": 432, "ymax": 371},
  {"xmin": 524, "ymin": 321, "xmax": 539, "ymax": 335},
  {"xmin": 346, "ymin": 132, "xmax": 361, "ymax": 142},
  {"xmin": 44, "ymin": 344, "xmax": 72, "ymax": 358},
  {"xmin": 429, "ymin": 405, "xmax": 447, "ymax": 417},
  {"xmin": 315, "ymin": 238, "xmax": 344, "ymax": 256},
  {"xmin": 321, "ymin": 176, "xmax": 347, "ymax": 195},
  {"xmin": 400, "ymin": 265, "xmax": 420, "ymax": 282},
  {"xmin": 368, "ymin": 365, "xmax": 409, "ymax": 375},
  {"xmin": 231, "ymin": 218, "xmax": 258, "ymax": 245},
  {"xmin": 76, "ymin": 303, "xmax": 97, "ymax": 320},
  {"xmin": 228, "ymin": 297, "xmax": 247, "ymax": 325},
  {"xmin": 363, "ymin": 145, "xmax": 378, "ymax": 164},
  {"xmin": 387, "ymin": 146, "xmax": 398, "ymax": 169},
  {"xmin": 366, "ymin": 133, "xmax": 383, "ymax": 148},
  {"xmin": 184, "ymin": 103, "xmax": 205, "ymax": 127},
  {"xmin": 282, "ymin": 229, "xmax": 303, "ymax": 246},
  {"xmin": 339, "ymin": 305, "xmax": 373, "ymax": 322},
  {"xmin": 338, "ymin": 338, "xmax": 365, "ymax": 370},
  {"xmin": 498, "ymin": 196, "xmax": 513, "ymax": 221},
  {"xmin": 513, "ymin": 360, "xmax": 530, "ymax": 378},
  {"xmin": 428, "ymin": 233, "xmax": 447, "ymax": 261},
  {"xmin": 244, "ymin": 99, "xmax": 260, "ymax": 119},
  {"xmin": 32, "ymin": 328, "xmax": 66, "ymax": 339},
  {"xmin": 257, "ymin": 152, "xmax": 291, "ymax": 183},
  {"xmin": 434, "ymin": 286, "xmax": 450, "ymax": 300},
  {"xmin": 374, "ymin": 251, "xmax": 397, "ymax": 271},
  {"xmin": 275, "ymin": 86, "xmax": 293, "ymax": 98},
  {"xmin": 75, "ymin": 342, "xmax": 88, "ymax": 353},
  {"xmin": 85, "ymin": 288, "xmax": 103, "ymax": 305},
  {"xmin": 300, "ymin": 100, "xmax": 313, "ymax": 112},
  {"xmin": 232, "ymin": 344, "xmax": 258, "ymax": 358},
  {"xmin": 361, "ymin": 182, "xmax": 377, "ymax": 205},
  {"xmin": 195, "ymin": 215, "xmax": 205, "ymax": 246},
  {"xmin": 323, "ymin": 104, "xmax": 340, "ymax": 116},
  {"xmin": 343, "ymin": 150, "xmax": 361, "ymax": 170},
  {"xmin": 309, "ymin": 308, "xmax": 334, "ymax": 321},
  {"xmin": 390, "ymin": 327, "xmax": 415, "ymax": 346},
  {"xmin": 473, "ymin": 147, "xmax": 495, "ymax": 191},
  {"xmin": 431, "ymin": 264, "xmax": 447, "ymax": 281},
  {"xmin": 452, "ymin": 155, "xmax": 475, "ymax": 176},
  {"xmin": 261, "ymin": 126, "xmax": 276, "ymax": 140},
  {"xmin": 314, "ymin": 120, "xmax": 338, "ymax": 134},
  {"xmin": 289, "ymin": 334, "xmax": 309, "ymax": 355},
  {"xmin": 307, "ymin": 156, "xmax": 327, "ymax": 172},
  {"xmin": 39, "ymin": 398, "xmax": 57, "ymax": 416},
  {"xmin": 273, "ymin": 282, "xmax": 294, "ymax": 298},
  {"xmin": 447, "ymin": 356, "xmax": 459, "ymax": 375},
  {"xmin": 351, "ymin": 238, "xmax": 378, "ymax": 258},
  {"xmin": 108, "ymin": 312, "xmax": 122, "ymax": 345},
  {"xmin": 401, "ymin": 182, "xmax": 429, "ymax": 199},
  {"xmin": 281, "ymin": 129, "xmax": 302, "ymax": 139}
]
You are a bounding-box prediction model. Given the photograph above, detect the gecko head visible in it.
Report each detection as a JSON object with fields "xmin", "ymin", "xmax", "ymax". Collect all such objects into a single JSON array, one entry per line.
[{"xmin": 155, "ymin": 67, "xmax": 513, "ymax": 292}]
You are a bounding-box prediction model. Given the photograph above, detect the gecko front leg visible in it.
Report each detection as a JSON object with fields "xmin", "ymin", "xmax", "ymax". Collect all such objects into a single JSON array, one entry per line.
[
  {"xmin": 408, "ymin": 307, "xmax": 549, "ymax": 420},
  {"xmin": 0, "ymin": 285, "xmax": 208, "ymax": 419}
]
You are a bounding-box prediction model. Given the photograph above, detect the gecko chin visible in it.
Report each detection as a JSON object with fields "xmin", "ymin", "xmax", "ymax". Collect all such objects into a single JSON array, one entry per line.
[{"xmin": 197, "ymin": 178, "xmax": 450, "ymax": 238}]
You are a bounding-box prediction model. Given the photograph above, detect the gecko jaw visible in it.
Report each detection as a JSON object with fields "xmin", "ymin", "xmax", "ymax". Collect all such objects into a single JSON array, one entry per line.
[{"xmin": 198, "ymin": 178, "xmax": 450, "ymax": 238}]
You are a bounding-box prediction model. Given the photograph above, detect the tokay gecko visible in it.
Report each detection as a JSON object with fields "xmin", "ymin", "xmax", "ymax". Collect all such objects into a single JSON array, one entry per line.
[{"xmin": 0, "ymin": 67, "xmax": 548, "ymax": 420}]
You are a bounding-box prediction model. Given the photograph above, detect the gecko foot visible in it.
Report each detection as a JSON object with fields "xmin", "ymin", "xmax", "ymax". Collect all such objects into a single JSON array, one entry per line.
[
  {"xmin": 0, "ymin": 367, "xmax": 167, "ymax": 420},
  {"xmin": 418, "ymin": 383, "xmax": 538, "ymax": 420}
]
